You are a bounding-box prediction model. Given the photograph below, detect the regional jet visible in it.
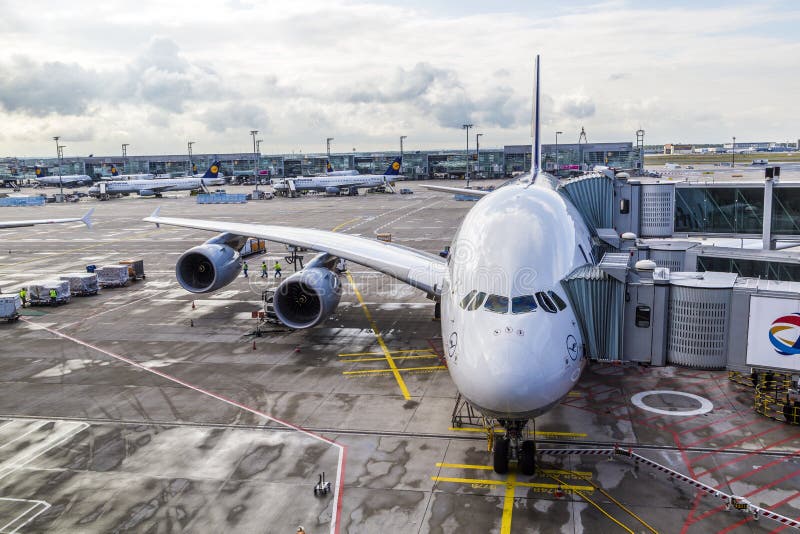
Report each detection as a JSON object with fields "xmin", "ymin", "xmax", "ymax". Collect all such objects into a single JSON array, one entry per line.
[
  {"xmin": 32, "ymin": 166, "xmax": 92, "ymax": 187},
  {"xmin": 272, "ymin": 157, "xmax": 403, "ymax": 196},
  {"xmin": 88, "ymin": 162, "xmax": 224, "ymax": 198},
  {"xmin": 144, "ymin": 57, "xmax": 589, "ymax": 475},
  {"xmin": 0, "ymin": 208, "xmax": 93, "ymax": 229}
]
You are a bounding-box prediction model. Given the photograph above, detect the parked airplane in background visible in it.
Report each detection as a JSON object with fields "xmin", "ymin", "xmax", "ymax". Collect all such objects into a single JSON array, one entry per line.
[
  {"xmin": 325, "ymin": 160, "xmax": 359, "ymax": 176},
  {"xmin": 273, "ymin": 157, "xmax": 403, "ymax": 196},
  {"xmin": 103, "ymin": 166, "xmax": 156, "ymax": 180},
  {"xmin": 33, "ymin": 166, "xmax": 92, "ymax": 187},
  {"xmin": 88, "ymin": 162, "xmax": 224, "ymax": 198},
  {"xmin": 0, "ymin": 208, "xmax": 93, "ymax": 229},
  {"xmin": 143, "ymin": 57, "xmax": 590, "ymax": 475}
]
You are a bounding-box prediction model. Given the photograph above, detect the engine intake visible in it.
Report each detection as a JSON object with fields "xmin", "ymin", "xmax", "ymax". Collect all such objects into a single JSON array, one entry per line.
[
  {"xmin": 273, "ymin": 267, "xmax": 341, "ymax": 329},
  {"xmin": 176, "ymin": 243, "xmax": 241, "ymax": 293}
]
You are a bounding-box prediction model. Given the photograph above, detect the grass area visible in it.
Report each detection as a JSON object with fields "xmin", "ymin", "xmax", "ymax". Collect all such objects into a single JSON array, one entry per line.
[{"xmin": 645, "ymin": 152, "xmax": 800, "ymax": 165}]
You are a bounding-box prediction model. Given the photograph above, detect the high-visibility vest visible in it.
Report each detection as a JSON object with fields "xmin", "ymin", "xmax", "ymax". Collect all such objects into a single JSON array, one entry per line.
[
  {"xmin": 49, "ymin": 289, "xmax": 57, "ymax": 298},
  {"xmin": 19, "ymin": 289, "xmax": 26, "ymax": 298}
]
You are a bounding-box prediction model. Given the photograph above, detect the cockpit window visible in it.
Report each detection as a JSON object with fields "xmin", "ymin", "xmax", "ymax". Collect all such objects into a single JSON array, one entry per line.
[
  {"xmin": 459, "ymin": 290, "xmax": 477, "ymax": 309},
  {"xmin": 548, "ymin": 291, "xmax": 568, "ymax": 311},
  {"xmin": 511, "ymin": 295, "xmax": 538, "ymax": 314},
  {"xmin": 536, "ymin": 292, "xmax": 558, "ymax": 313},
  {"xmin": 467, "ymin": 291, "xmax": 487, "ymax": 311},
  {"xmin": 483, "ymin": 294, "xmax": 509, "ymax": 314}
]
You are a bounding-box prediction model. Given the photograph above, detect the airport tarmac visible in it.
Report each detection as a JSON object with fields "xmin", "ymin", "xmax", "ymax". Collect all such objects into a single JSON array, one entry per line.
[{"xmin": 0, "ymin": 183, "xmax": 799, "ymax": 533}]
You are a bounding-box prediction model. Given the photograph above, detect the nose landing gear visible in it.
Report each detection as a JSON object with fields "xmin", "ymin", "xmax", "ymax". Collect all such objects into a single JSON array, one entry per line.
[{"xmin": 491, "ymin": 419, "xmax": 536, "ymax": 475}]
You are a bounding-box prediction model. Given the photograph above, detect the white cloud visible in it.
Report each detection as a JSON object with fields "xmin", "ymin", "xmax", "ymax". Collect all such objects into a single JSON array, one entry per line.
[{"xmin": 0, "ymin": 0, "xmax": 799, "ymax": 156}]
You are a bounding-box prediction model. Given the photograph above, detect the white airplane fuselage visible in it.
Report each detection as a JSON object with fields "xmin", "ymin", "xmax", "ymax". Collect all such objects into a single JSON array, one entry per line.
[
  {"xmin": 88, "ymin": 177, "xmax": 223, "ymax": 196},
  {"xmin": 273, "ymin": 174, "xmax": 399, "ymax": 193},
  {"xmin": 34, "ymin": 175, "xmax": 92, "ymax": 186},
  {"xmin": 441, "ymin": 176, "xmax": 591, "ymax": 420}
]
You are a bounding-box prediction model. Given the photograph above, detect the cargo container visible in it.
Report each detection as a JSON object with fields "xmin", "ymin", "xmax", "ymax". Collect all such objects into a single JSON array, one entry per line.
[
  {"xmin": 27, "ymin": 280, "xmax": 70, "ymax": 305},
  {"xmin": 96, "ymin": 265, "xmax": 130, "ymax": 288},
  {"xmin": 59, "ymin": 273, "xmax": 99, "ymax": 296},
  {"xmin": 0, "ymin": 295, "xmax": 21, "ymax": 321}
]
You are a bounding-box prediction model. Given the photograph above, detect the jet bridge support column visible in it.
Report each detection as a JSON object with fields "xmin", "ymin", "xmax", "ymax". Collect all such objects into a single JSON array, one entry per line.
[{"xmin": 763, "ymin": 170, "xmax": 775, "ymax": 250}]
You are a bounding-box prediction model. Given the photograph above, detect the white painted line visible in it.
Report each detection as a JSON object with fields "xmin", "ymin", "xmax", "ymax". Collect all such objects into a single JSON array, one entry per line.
[
  {"xmin": 0, "ymin": 499, "xmax": 50, "ymax": 534},
  {"xmin": 20, "ymin": 319, "xmax": 346, "ymax": 534},
  {"xmin": 0, "ymin": 422, "xmax": 46, "ymax": 451},
  {"xmin": 0, "ymin": 422, "xmax": 89, "ymax": 480},
  {"xmin": 631, "ymin": 390, "xmax": 714, "ymax": 416}
]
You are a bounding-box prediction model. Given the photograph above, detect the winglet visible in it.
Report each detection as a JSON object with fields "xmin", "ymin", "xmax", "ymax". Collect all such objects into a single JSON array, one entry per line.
[
  {"xmin": 146, "ymin": 207, "xmax": 162, "ymax": 228},
  {"xmin": 82, "ymin": 208, "xmax": 94, "ymax": 229}
]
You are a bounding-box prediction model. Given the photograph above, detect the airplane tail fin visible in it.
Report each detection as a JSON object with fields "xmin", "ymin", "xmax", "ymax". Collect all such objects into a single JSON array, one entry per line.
[
  {"xmin": 110, "ymin": 166, "xmax": 119, "ymax": 177},
  {"xmin": 81, "ymin": 208, "xmax": 94, "ymax": 230},
  {"xmin": 326, "ymin": 159, "xmax": 334, "ymax": 173},
  {"xmin": 34, "ymin": 165, "xmax": 44, "ymax": 178},
  {"xmin": 531, "ymin": 54, "xmax": 541, "ymax": 176},
  {"xmin": 384, "ymin": 157, "xmax": 402, "ymax": 176},
  {"xmin": 202, "ymin": 161, "xmax": 221, "ymax": 178}
]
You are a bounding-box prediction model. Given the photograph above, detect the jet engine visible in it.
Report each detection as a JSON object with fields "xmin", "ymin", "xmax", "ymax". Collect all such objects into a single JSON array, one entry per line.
[
  {"xmin": 325, "ymin": 186, "xmax": 340, "ymax": 196},
  {"xmin": 175, "ymin": 234, "xmax": 245, "ymax": 293},
  {"xmin": 138, "ymin": 189, "xmax": 155, "ymax": 197},
  {"xmin": 273, "ymin": 267, "xmax": 342, "ymax": 329}
]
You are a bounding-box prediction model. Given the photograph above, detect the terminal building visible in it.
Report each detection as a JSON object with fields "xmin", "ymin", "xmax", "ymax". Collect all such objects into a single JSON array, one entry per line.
[{"xmin": 3, "ymin": 141, "xmax": 643, "ymax": 182}]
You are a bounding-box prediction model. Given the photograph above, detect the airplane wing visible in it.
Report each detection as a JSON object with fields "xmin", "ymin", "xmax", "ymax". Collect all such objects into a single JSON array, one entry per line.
[
  {"xmin": 0, "ymin": 208, "xmax": 94, "ymax": 229},
  {"xmin": 144, "ymin": 210, "xmax": 447, "ymax": 296},
  {"xmin": 420, "ymin": 185, "xmax": 490, "ymax": 198}
]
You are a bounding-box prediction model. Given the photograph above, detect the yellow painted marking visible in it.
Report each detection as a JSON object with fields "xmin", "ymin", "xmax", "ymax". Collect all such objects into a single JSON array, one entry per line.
[
  {"xmin": 435, "ymin": 463, "xmax": 592, "ymax": 479},
  {"xmin": 340, "ymin": 354, "xmax": 439, "ymax": 363},
  {"xmin": 437, "ymin": 462, "xmax": 494, "ymax": 471},
  {"xmin": 331, "ymin": 217, "xmax": 361, "ymax": 232},
  {"xmin": 430, "ymin": 476, "xmax": 593, "ymax": 492},
  {"xmin": 344, "ymin": 271, "xmax": 411, "ymax": 399},
  {"xmin": 338, "ymin": 349, "xmax": 434, "ymax": 357},
  {"xmin": 577, "ymin": 491, "xmax": 635, "ymax": 533},
  {"xmin": 343, "ymin": 365, "xmax": 446, "ymax": 376},
  {"xmin": 568, "ymin": 391, "xmax": 582, "ymax": 397},
  {"xmin": 580, "ymin": 476, "xmax": 659, "ymax": 533},
  {"xmin": 500, "ymin": 471, "xmax": 516, "ymax": 534},
  {"xmin": 450, "ymin": 426, "xmax": 505, "ymax": 433},
  {"xmin": 447, "ymin": 427, "xmax": 585, "ymax": 438}
]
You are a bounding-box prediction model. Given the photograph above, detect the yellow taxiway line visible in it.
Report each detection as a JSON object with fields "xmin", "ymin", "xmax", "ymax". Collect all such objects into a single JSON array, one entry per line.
[
  {"xmin": 330, "ymin": 217, "xmax": 361, "ymax": 232},
  {"xmin": 338, "ymin": 349, "xmax": 435, "ymax": 357},
  {"xmin": 344, "ymin": 271, "xmax": 411, "ymax": 399},
  {"xmin": 340, "ymin": 354, "xmax": 438, "ymax": 363},
  {"xmin": 343, "ymin": 365, "xmax": 446, "ymax": 376}
]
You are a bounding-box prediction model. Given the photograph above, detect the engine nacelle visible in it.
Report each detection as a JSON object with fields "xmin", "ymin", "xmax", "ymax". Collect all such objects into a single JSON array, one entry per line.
[
  {"xmin": 138, "ymin": 189, "xmax": 155, "ymax": 197},
  {"xmin": 273, "ymin": 267, "xmax": 342, "ymax": 329},
  {"xmin": 325, "ymin": 186, "xmax": 340, "ymax": 195},
  {"xmin": 176, "ymin": 243, "xmax": 241, "ymax": 293}
]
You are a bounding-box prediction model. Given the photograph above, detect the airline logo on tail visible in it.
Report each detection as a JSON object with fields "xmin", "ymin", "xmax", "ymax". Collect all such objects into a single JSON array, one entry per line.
[
  {"xmin": 202, "ymin": 161, "xmax": 221, "ymax": 178},
  {"xmin": 110, "ymin": 166, "xmax": 119, "ymax": 176},
  {"xmin": 35, "ymin": 166, "xmax": 43, "ymax": 176},
  {"xmin": 326, "ymin": 160, "xmax": 334, "ymax": 173},
  {"xmin": 384, "ymin": 157, "xmax": 402, "ymax": 176}
]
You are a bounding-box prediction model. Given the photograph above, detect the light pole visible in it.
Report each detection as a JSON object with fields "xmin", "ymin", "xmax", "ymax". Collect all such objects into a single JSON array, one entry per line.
[
  {"xmin": 256, "ymin": 139, "xmax": 263, "ymax": 183},
  {"xmin": 475, "ymin": 133, "xmax": 483, "ymax": 179},
  {"xmin": 326, "ymin": 137, "xmax": 334, "ymax": 173},
  {"xmin": 121, "ymin": 143, "xmax": 129, "ymax": 174},
  {"xmin": 400, "ymin": 135, "xmax": 407, "ymax": 174},
  {"xmin": 555, "ymin": 131, "xmax": 563, "ymax": 175},
  {"xmin": 462, "ymin": 123, "xmax": 473, "ymax": 186},
  {"xmin": 187, "ymin": 141, "xmax": 194, "ymax": 176},
  {"xmin": 250, "ymin": 130, "xmax": 259, "ymax": 190},
  {"xmin": 52, "ymin": 136, "xmax": 62, "ymax": 198},
  {"xmin": 732, "ymin": 136, "xmax": 736, "ymax": 168},
  {"xmin": 57, "ymin": 145, "xmax": 66, "ymax": 198}
]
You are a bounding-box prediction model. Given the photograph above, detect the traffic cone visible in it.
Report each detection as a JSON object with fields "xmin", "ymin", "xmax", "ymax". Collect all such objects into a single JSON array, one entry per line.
[
  {"xmin": 252, "ymin": 340, "xmax": 257, "ymax": 350},
  {"xmin": 191, "ymin": 300, "xmax": 196, "ymax": 310},
  {"xmin": 190, "ymin": 319, "xmax": 194, "ymax": 327}
]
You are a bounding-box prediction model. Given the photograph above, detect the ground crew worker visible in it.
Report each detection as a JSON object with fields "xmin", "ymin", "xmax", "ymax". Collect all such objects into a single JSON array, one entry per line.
[
  {"xmin": 274, "ymin": 260, "xmax": 282, "ymax": 279},
  {"xmin": 19, "ymin": 288, "xmax": 27, "ymax": 307},
  {"xmin": 261, "ymin": 261, "xmax": 268, "ymax": 278},
  {"xmin": 49, "ymin": 288, "xmax": 57, "ymax": 305},
  {"xmin": 242, "ymin": 261, "xmax": 249, "ymax": 278}
]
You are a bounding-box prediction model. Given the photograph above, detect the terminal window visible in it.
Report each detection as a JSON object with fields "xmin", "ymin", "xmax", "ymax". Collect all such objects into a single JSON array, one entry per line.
[{"xmin": 635, "ymin": 305, "xmax": 651, "ymax": 328}]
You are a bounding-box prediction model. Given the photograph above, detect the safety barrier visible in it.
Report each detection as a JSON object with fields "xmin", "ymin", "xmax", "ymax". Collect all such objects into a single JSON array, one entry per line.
[
  {"xmin": 197, "ymin": 193, "xmax": 248, "ymax": 204},
  {"xmin": 540, "ymin": 445, "xmax": 800, "ymax": 530},
  {"xmin": 0, "ymin": 196, "xmax": 45, "ymax": 207}
]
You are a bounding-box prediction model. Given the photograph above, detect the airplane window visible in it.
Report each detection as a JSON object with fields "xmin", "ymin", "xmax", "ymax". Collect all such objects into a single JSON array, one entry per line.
[
  {"xmin": 467, "ymin": 292, "xmax": 487, "ymax": 311},
  {"xmin": 548, "ymin": 291, "xmax": 568, "ymax": 311},
  {"xmin": 535, "ymin": 292, "xmax": 557, "ymax": 313},
  {"xmin": 460, "ymin": 290, "xmax": 477, "ymax": 309},
  {"xmin": 484, "ymin": 294, "xmax": 509, "ymax": 314},
  {"xmin": 511, "ymin": 295, "xmax": 537, "ymax": 314}
]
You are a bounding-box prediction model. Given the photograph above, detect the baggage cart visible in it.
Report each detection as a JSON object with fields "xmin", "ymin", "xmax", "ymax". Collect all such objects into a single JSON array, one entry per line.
[
  {"xmin": 0, "ymin": 295, "xmax": 21, "ymax": 322},
  {"xmin": 97, "ymin": 265, "xmax": 130, "ymax": 288},
  {"xmin": 119, "ymin": 259, "xmax": 145, "ymax": 281},
  {"xmin": 27, "ymin": 280, "xmax": 70, "ymax": 306},
  {"xmin": 59, "ymin": 273, "xmax": 99, "ymax": 296}
]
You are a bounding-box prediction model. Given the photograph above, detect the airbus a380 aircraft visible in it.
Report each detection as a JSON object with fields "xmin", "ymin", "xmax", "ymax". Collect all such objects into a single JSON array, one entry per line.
[
  {"xmin": 272, "ymin": 157, "xmax": 403, "ymax": 196},
  {"xmin": 144, "ymin": 57, "xmax": 591, "ymax": 474}
]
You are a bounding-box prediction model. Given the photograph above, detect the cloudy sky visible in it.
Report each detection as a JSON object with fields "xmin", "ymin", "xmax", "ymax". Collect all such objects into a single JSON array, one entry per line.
[{"xmin": 1, "ymin": 0, "xmax": 798, "ymax": 157}]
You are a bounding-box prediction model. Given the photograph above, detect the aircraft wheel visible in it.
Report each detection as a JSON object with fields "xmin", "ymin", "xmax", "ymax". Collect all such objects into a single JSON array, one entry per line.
[
  {"xmin": 519, "ymin": 440, "xmax": 536, "ymax": 476},
  {"xmin": 493, "ymin": 437, "xmax": 510, "ymax": 474}
]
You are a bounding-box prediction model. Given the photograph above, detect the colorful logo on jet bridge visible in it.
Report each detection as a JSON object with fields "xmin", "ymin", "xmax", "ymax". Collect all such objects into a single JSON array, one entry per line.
[{"xmin": 769, "ymin": 314, "xmax": 800, "ymax": 355}]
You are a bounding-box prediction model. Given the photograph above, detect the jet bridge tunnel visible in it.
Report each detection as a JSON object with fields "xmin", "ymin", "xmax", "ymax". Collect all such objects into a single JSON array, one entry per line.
[{"xmin": 557, "ymin": 169, "xmax": 800, "ymax": 375}]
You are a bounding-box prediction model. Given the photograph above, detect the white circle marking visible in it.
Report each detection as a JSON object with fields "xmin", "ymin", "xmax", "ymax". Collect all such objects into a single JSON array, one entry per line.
[{"xmin": 631, "ymin": 390, "xmax": 713, "ymax": 416}]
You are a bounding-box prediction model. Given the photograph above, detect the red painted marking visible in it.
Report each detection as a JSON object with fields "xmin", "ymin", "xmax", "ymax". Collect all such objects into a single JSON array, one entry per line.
[
  {"xmin": 21, "ymin": 318, "xmax": 345, "ymax": 534},
  {"xmin": 685, "ymin": 419, "xmax": 762, "ymax": 448},
  {"xmin": 696, "ymin": 433, "xmax": 800, "ymax": 478},
  {"xmin": 715, "ymin": 450, "xmax": 800, "ymax": 490},
  {"xmin": 677, "ymin": 412, "xmax": 741, "ymax": 436},
  {"xmin": 690, "ymin": 426, "xmax": 783, "ymax": 465}
]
